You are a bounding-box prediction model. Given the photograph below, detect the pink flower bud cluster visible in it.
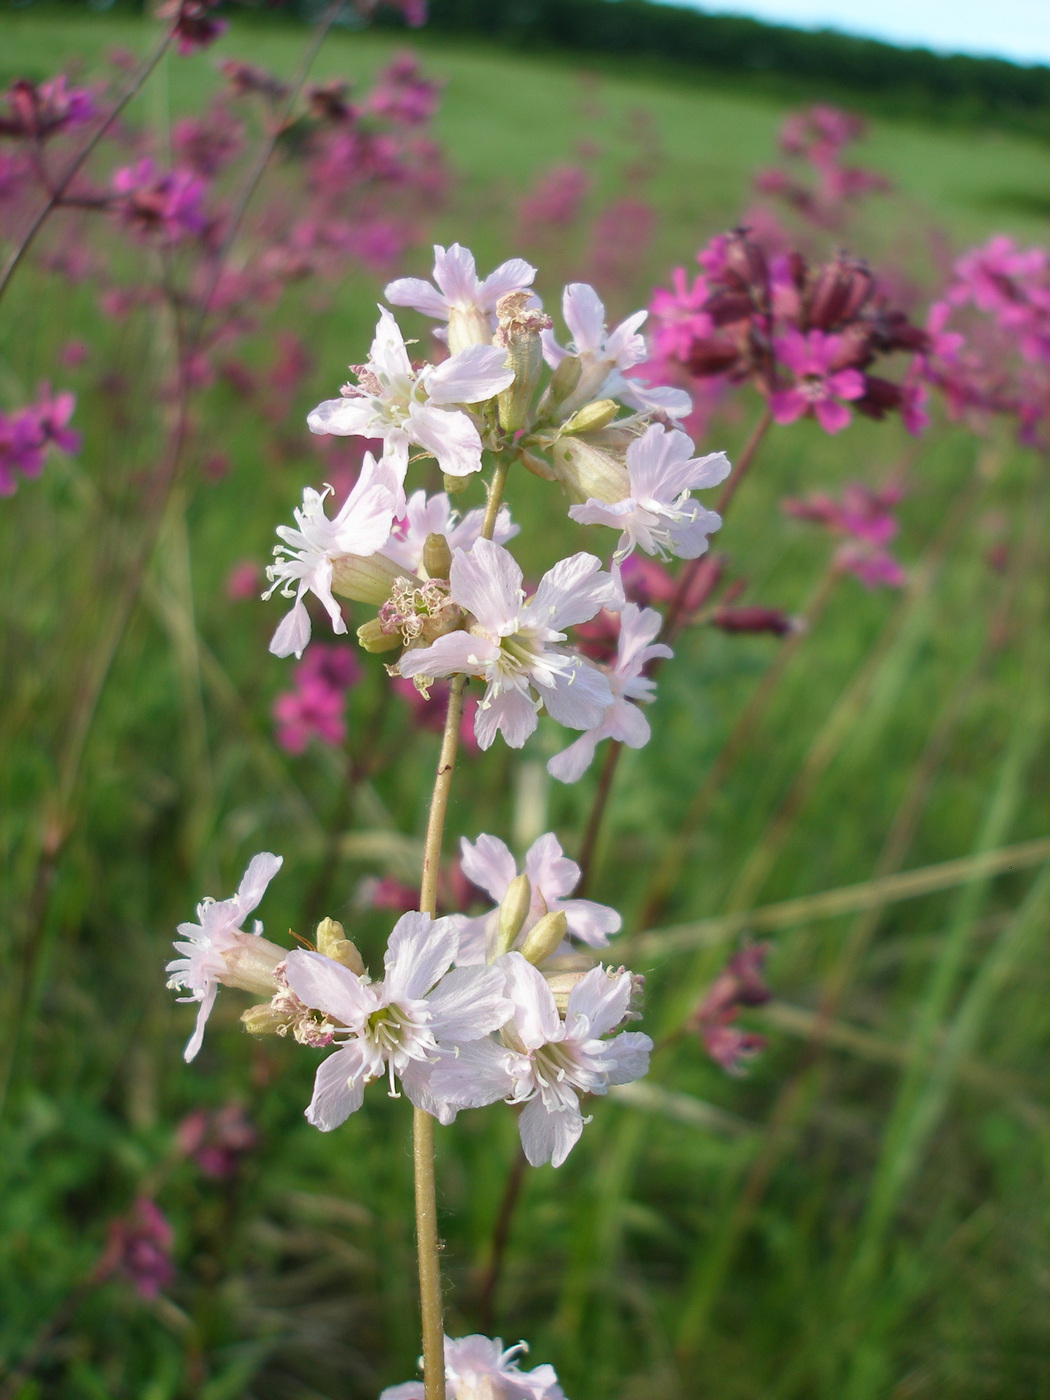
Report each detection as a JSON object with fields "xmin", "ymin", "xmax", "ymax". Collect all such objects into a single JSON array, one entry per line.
[
  {"xmin": 175, "ymin": 1102, "xmax": 257, "ymax": 1178},
  {"xmin": 917, "ymin": 235, "xmax": 1050, "ymax": 448},
  {"xmin": 753, "ymin": 103, "xmax": 890, "ymax": 230},
  {"xmin": 648, "ymin": 229, "xmax": 929, "ymax": 436},
  {"xmin": 783, "ymin": 483, "xmax": 906, "ymax": 588},
  {"xmin": 0, "ymin": 75, "xmax": 94, "ymax": 140},
  {"xmin": 690, "ymin": 943, "xmax": 772, "ymax": 1076},
  {"xmin": 0, "ymin": 386, "xmax": 79, "ymax": 495},
  {"xmin": 96, "ymin": 1198, "xmax": 175, "ymax": 1299},
  {"xmin": 272, "ymin": 644, "xmax": 361, "ymax": 755}
]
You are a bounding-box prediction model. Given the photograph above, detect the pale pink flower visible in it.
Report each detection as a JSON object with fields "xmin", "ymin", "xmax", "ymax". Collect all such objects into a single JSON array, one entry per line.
[
  {"xmin": 263, "ymin": 453, "xmax": 400, "ymax": 659},
  {"xmin": 542, "ymin": 282, "xmax": 692, "ymax": 420},
  {"xmin": 431, "ymin": 955, "xmax": 651, "ymax": 1167},
  {"xmin": 306, "ymin": 307, "xmax": 514, "ymax": 482},
  {"xmin": 381, "ymin": 1333, "xmax": 565, "ymax": 1400},
  {"xmin": 282, "ymin": 912, "xmax": 511, "ymax": 1131},
  {"xmin": 385, "ymin": 243, "xmax": 537, "ymax": 352},
  {"xmin": 396, "ymin": 538, "xmax": 621, "ymax": 750},
  {"xmin": 455, "ymin": 831, "xmax": 621, "ymax": 964},
  {"xmin": 167, "ymin": 853, "xmax": 284, "ymax": 1062},
  {"xmin": 568, "ymin": 423, "xmax": 728, "ymax": 560},
  {"xmin": 380, "ymin": 489, "xmax": 517, "ymax": 574},
  {"xmin": 548, "ymin": 604, "xmax": 672, "ymax": 783}
]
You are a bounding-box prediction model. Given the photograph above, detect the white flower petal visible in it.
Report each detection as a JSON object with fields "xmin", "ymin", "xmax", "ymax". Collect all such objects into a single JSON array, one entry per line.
[
  {"xmin": 426, "ymin": 964, "xmax": 512, "ymax": 1041},
  {"xmin": 384, "ymin": 274, "xmax": 450, "ymax": 318},
  {"xmin": 283, "ymin": 949, "xmax": 373, "ymax": 1029},
  {"xmin": 408, "ymin": 403, "xmax": 484, "ymax": 477},
  {"xmin": 306, "ymin": 396, "xmax": 377, "ymax": 437},
  {"xmin": 426, "ymin": 344, "xmax": 515, "ymax": 406},
  {"xmin": 500, "ymin": 953, "xmax": 561, "ymax": 1050},
  {"xmin": 383, "ymin": 911, "xmax": 458, "ymax": 1001},
  {"xmin": 305, "ymin": 1044, "xmax": 368, "ymax": 1131},
  {"xmin": 567, "ymin": 965, "xmax": 632, "ymax": 1037},
  {"xmin": 519, "ymin": 1097, "xmax": 583, "ymax": 1168},
  {"xmin": 460, "ymin": 833, "xmax": 516, "ymax": 904},
  {"xmin": 449, "ymin": 538, "xmax": 523, "ymax": 634}
]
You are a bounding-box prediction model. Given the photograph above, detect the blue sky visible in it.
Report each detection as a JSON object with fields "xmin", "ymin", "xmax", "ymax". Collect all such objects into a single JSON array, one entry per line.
[{"xmin": 664, "ymin": 0, "xmax": 1050, "ymax": 66}]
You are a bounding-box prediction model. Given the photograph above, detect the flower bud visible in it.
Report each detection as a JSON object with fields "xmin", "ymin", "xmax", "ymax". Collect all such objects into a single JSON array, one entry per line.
[
  {"xmin": 218, "ymin": 933, "xmax": 285, "ymax": 996},
  {"xmin": 357, "ymin": 617, "xmax": 403, "ymax": 654},
  {"xmin": 422, "ymin": 531, "xmax": 453, "ymax": 580},
  {"xmin": 241, "ymin": 1001, "xmax": 289, "ymax": 1037},
  {"xmin": 443, "ymin": 471, "xmax": 470, "ymax": 495},
  {"xmin": 518, "ymin": 447, "xmax": 558, "ymax": 482},
  {"xmin": 550, "ymin": 430, "xmax": 631, "ymax": 505},
  {"xmin": 331, "ymin": 552, "xmax": 413, "ymax": 606},
  {"xmin": 495, "ymin": 872, "xmax": 532, "ymax": 956},
  {"xmin": 315, "ymin": 916, "xmax": 366, "ymax": 976},
  {"xmin": 544, "ymin": 354, "xmax": 582, "ymax": 409},
  {"xmin": 560, "ymin": 398, "xmax": 619, "ymax": 435},
  {"xmin": 520, "ymin": 910, "xmax": 568, "ymax": 966}
]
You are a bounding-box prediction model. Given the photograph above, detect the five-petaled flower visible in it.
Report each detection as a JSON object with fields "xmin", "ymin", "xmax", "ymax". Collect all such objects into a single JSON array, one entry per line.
[
  {"xmin": 281, "ymin": 912, "xmax": 511, "ymax": 1131},
  {"xmin": 568, "ymin": 422, "xmax": 729, "ymax": 560},
  {"xmin": 381, "ymin": 1333, "xmax": 566, "ymax": 1400},
  {"xmin": 454, "ymin": 831, "xmax": 622, "ymax": 964},
  {"xmin": 432, "ymin": 954, "xmax": 651, "ymax": 1167},
  {"xmin": 306, "ymin": 307, "xmax": 515, "ymax": 486},
  {"xmin": 396, "ymin": 537, "xmax": 623, "ymax": 750},
  {"xmin": 385, "ymin": 242, "xmax": 538, "ymax": 354},
  {"xmin": 548, "ymin": 604, "xmax": 673, "ymax": 782},
  {"xmin": 167, "ymin": 853, "xmax": 285, "ymax": 1062}
]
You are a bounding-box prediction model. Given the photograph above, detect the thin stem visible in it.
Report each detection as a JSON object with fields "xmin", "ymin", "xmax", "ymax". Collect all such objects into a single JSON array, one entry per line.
[
  {"xmin": 574, "ymin": 739, "xmax": 622, "ymax": 898},
  {"xmin": 714, "ymin": 406, "xmax": 773, "ymax": 516},
  {"xmin": 474, "ymin": 1144, "xmax": 528, "ymax": 1334},
  {"xmin": 412, "ymin": 453, "xmax": 513, "ymax": 1400},
  {"xmin": 0, "ymin": 25, "xmax": 176, "ymax": 307}
]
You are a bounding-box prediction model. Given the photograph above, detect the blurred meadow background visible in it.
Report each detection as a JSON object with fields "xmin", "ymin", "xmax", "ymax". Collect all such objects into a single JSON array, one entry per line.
[{"xmin": 2, "ymin": 2, "xmax": 1050, "ymax": 1397}]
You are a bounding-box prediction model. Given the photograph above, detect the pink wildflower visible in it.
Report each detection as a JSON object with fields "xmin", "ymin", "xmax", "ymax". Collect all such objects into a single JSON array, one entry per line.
[
  {"xmin": 769, "ymin": 328, "xmax": 865, "ymax": 433},
  {"xmin": 111, "ymin": 159, "xmax": 207, "ymax": 243},
  {"xmin": 97, "ymin": 1199, "xmax": 175, "ymax": 1299},
  {"xmin": 0, "ymin": 76, "xmax": 94, "ymax": 140},
  {"xmin": 690, "ymin": 943, "xmax": 771, "ymax": 1075},
  {"xmin": 273, "ymin": 644, "xmax": 360, "ymax": 754},
  {"xmin": 175, "ymin": 1103, "xmax": 257, "ymax": 1178}
]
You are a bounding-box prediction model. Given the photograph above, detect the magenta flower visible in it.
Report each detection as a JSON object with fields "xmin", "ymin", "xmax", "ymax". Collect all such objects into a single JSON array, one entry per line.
[
  {"xmin": 783, "ymin": 483, "xmax": 905, "ymax": 589},
  {"xmin": 769, "ymin": 328, "xmax": 865, "ymax": 433},
  {"xmin": 0, "ymin": 387, "xmax": 79, "ymax": 496},
  {"xmin": 0, "ymin": 76, "xmax": 94, "ymax": 140},
  {"xmin": 273, "ymin": 645, "xmax": 360, "ymax": 754},
  {"xmin": 111, "ymin": 159, "xmax": 207, "ymax": 243},
  {"xmin": 97, "ymin": 1199, "xmax": 175, "ymax": 1300}
]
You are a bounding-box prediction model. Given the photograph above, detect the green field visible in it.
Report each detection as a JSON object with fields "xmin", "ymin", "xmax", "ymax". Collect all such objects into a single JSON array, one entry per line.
[{"xmin": 2, "ymin": 10, "xmax": 1049, "ymax": 1400}]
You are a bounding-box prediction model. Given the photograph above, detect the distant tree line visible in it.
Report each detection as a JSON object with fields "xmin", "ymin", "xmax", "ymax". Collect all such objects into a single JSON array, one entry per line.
[{"xmin": 375, "ymin": 0, "xmax": 1050, "ymax": 137}]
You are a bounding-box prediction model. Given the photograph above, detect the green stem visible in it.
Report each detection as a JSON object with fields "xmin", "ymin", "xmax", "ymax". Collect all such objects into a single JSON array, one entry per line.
[{"xmin": 413, "ymin": 451, "xmax": 513, "ymax": 1400}]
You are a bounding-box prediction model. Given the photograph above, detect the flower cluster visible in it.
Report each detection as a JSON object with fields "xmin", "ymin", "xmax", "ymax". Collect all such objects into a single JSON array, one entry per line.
[
  {"xmin": 267, "ymin": 243, "xmax": 729, "ymax": 763},
  {"xmin": 783, "ymin": 482, "xmax": 906, "ymax": 588},
  {"xmin": 689, "ymin": 943, "xmax": 772, "ymax": 1075},
  {"xmin": 916, "ymin": 235, "xmax": 1050, "ymax": 447},
  {"xmin": 272, "ymin": 643, "xmax": 360, "ymax": 754},
  {"xmin": 171, "ymin": 841, "xmax": 651, "ymax": 1169},
  {"xmin": 648, "ymin": 228, "xmax": 928, "ymax": 436},
  {"xmin": 0, "ymin": 385, "xmax": 79, "ymax": 495},
  {"xmin": 753, "ymin": 103, "xmax": 890, "ymax": 230}
]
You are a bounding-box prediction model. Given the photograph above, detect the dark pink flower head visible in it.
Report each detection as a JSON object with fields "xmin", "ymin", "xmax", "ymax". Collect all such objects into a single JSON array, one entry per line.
[
  {"xmin": 0, "ymin": 75, "xmax": 94, "ymax": 140},
  {"xmin": 272, "ymin": 644, "xmax": 360, "ymax": 754},
  {"xmin": 217, "ymin": 59, "xmax": 290, "ymax": 103},
  {"xmin": 368, "ymin": 54, "xmax": 442, "ymax": 125},
  {"xmin": 0, "ymin": 387, "xmax": 79, "ymax": 495},
  {"xmin": 112, "ymin": 159, "xmax": 207, "ymax": 243},
  {"xmin": 175, "ymin": 1103, "xmax": 257, "ymax": 1178},
  {"xmin": 97, "ymin": 1199, "xmax": 175, "ymax": 1299},
  {"xmin": 157, "ymin": 0, "xmax": 229, "ymax": 55},
  {"xmin": 306, "ymin": 79, "xmax": 357, "ymax": 125},
  {"xmin": 783, "ymin": 483, "xmax": 905, "ymax": 588},
  {"xmin": 691, "ymin": 943, "xmax": 772, "ymax": 1076},
  {"xmin": 172, "ymin": 111, "xmax": 242, "ymax": 177},
  {"xmin": 29, "ymin": 384, "xmax": 80, "ymax": 454},
  {"xmin": 226, "ymin": 560, "xmax": 260, "ymax": 600},
  {"xmin": 770, "ymin": 327, "xmax": 865, "ymax": 433},
  {"xmin": 517, "ymin": 164, "xmax": 590, "ymax": 238},
  {"xmin": 780, "ymin": 104, "xmax": 864, "ymax": 162}
]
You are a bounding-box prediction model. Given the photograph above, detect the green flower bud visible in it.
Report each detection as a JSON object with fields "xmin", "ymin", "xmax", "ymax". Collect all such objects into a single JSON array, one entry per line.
[
  {"xmin": 495, "ymin": 872, "xmax": 532, "ymax": 956},
  {"xmin": 520, "ymin": 910, "xmax": 569, "ymax": 966},
  {"xmin": 316, "ymin": 916, "xmax": 366, "ymax": 976}
]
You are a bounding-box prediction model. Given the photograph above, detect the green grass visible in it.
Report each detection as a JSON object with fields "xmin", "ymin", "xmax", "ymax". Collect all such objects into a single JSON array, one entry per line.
[{"xmin": 2, "ymin": 10, "xmax": 1049, "ymax": 1400}]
